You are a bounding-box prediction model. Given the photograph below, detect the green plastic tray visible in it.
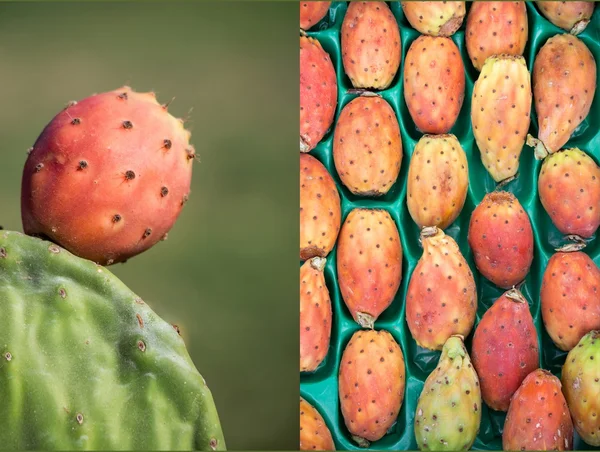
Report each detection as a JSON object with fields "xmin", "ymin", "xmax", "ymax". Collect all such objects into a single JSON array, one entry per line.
[{"xmin": 300, "ymin": 2, "xmax": 600, "ymax": 450}]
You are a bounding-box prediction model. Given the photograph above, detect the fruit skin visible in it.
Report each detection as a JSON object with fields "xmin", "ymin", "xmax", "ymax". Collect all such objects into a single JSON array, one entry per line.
[
  {"xmin": 541, "ymin": 249, "xmax": 600, "ymax": 352},
  {"xmin": 503, "ymin": 369, "xmax": 573, "ymax": 451},
  {"xmin": 406, "ymin": 134, "xmax": 468, "ymax": 230},
  {"xmin": 300, "ymin": 257, "xmax": 332, "ymax": 372},
  {"xmin": 300, "ymin": 1, "xmax": 331, "ymax": 30},
  {"xmin": 341, "ymin": 1, "xmax": 401, "ymax": 90},
  {"xmin": 401, "ymin": 1, "xmax": 466, "ymax": 37},
  {"xmin": 561, "ymin": 330, "xmax": 600, "ymax": 446},
  {"xmin": 528, "ymin": 34, "xmax": 596, "ymax": 157},
  {"xmin": 465, "ymin": 1, "xmax": 528, "ymax": 71},
  {"xmin": 21, "ymin": 86, "xmax": 194, "ymax": 266},
  {"xmin": 414, "ymin": 335, "xmax": 481, "ymax": 451},
  {"xmin": 300, "ymin": 154, "xmax": 341, "ymax": 261},
  {"xmin": 471, "ymin": 288, "xmax": 540, "ymax": 412},
  {"xmin": 404, "ymin": 35, "xmax": 465, "ymax": 134},
  {"xmin": 538, "ymin": 148, "xmax": 600, "ymax": 239},
  {"xmin": 300, "ymin": 36, "xmax": 337, "ymax": 153},
  {"xmin": 337, "ymin": 209, "xmax": 402, "ymax": 328},
  {"xmin": 536, "ymin": 1, "xmax": 595, "ymax": 35},
  {"xmin": 333, "ymin": 95, "xmax": 402, "ymax": 196},
  {"xmin": 339, "ymin": 329, "xmax": 405, "ymax": 447},
  {"xmin": 467, "ymin": 191, "xmax": 534, "ymax": 289},
  {"xmin": 406, "ymin": 227, "xmax": 476, "ymax": 351},
  {"xmin": 300, "ymin": 397, "xmax": 336, "ymax": 451},
  {"xmin": 471, "ymin": 55, "xmax": 532, "ymax": 182},
  {"xmin": 0, "ymin": 231, "xmax": 225, "ymax": 450}
]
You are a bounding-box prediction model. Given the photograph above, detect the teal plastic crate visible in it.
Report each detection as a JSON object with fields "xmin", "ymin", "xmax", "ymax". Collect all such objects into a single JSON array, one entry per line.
[{"xmin": 300, "ymin": 2, "xmax": 600, "ymax": 450}]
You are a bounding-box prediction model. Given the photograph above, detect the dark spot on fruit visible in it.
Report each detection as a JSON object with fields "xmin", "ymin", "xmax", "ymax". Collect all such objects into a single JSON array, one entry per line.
[
  {"xmin": 112, "ymin": 214, "xmax": 122, "ymax": 223},
  {"xmin": 143, "ymin": 228, "xmax": 152, "ymax": 238},
  {"xmin": 35, "ymin": 163, "xmax": 44, "ymax": 172},
  {"xmin": 161, "ymin": 186, "xmax": 169, "ymax": 197},
  {"xmin": 118, "ymin": 92, "xmax": 128, "ymax": 100},
  {"xmin": 125, "ymin": 170, "xmax": 135, "ymax": 180},
  {"xmin": 137, "ymin": 340, "xmax": 146, "ymax": 352},
  {"xmin": 163, "ymin": 139, "xmax": 172, "ymax": 150},
  {"xmin": 71, "ymin": 118, "xmax": 81, "ymax": 125},
  {"xmin": 122, "ymin": 120, "xmax": 133, "ymax": 129},
  {"xmin": 78, "ymin": 160, "xmax": 88, "ymax": 170}
]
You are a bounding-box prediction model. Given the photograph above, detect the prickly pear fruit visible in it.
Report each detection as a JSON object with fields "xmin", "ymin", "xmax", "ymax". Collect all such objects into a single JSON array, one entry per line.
[
  {"xmin": 406, "ymin": 228, "xmax": 476, "ymax": 351},
  {"xmin": 20, "ymin": 86, "xmax": 194, "ymax": 266},
  {"xmin": 0, "ymin": 231, "xmax": 225, "ymax": 450},
  {"xmin": 468, "ymin": 191, "xmax": 534, "ymax": 288},
  {"xmin": 341, "ymin": 1, "xmax": 401, "ymax": 90},
  {"xmin": 300, "ymin": 257, "xmax": 332, "ymax": 372},
  {"xmin": 300, "ymin": 1, "xmax": 331, "ymax": 30},
  {"xmin": 562, "ymin": 330, "xmax": 600, "ymax": 446},
  {"xmin": 300, "ymin": 36, "xmax": 337, "ymax": 153},
  {"xmin": 333, "ymin": 95, "xmax": 402, "ymax": 196},
  {"xmin": 465, "ymin": 2, "xmax": 528, "ymax": 71},
  {"xmin": 471, "ymin": 288, "xmax": 540, "ymax": 412},
  {"xmin": 414, "ymin": 335, "xmax": 481, "ymax": 451},
  {"xmin": 406, "ymin": 134, "xmax": 468, "ymax": 230},
  {"xmin": 503, "ymin": 369, "xmax": 573, "ymax": 451},
  {"xmin": 541, "ymin": 248, "xmax": 600, "ymax": 352},
  {"xmin": 300, "ymin": 397, "xmax": 336, "ymax": 451},
  {"xmin": 527, "ymin": 34, "xmax": 596, "ymax": 157},
  {"xmin": 471, "ymin": 55, "xmax": 532, "ymax": 182},
  {"xmin": 404, "ymin": 35, "xmax": 465, "ymax": 134},
  {"xmin": 300, "ymin": 154, "xmax": 341, "ymax": 261},
  {"xmin": 339, "ymin": 329, "xmax": 405, "ymax": 447},
  {"xmin": 538, "ymin": 148, "xmax": 600, "ymax": 239},
  {"xmin": 337, "ymin": 208, "xmax": 402, "ymax": 328},
  {"xmin": 401, "ymin": 1, "xmax": 466, "ymax": 37},
  {"xmin": 536, "ymin": 1, "xmax": 594, "ymax": 35}
]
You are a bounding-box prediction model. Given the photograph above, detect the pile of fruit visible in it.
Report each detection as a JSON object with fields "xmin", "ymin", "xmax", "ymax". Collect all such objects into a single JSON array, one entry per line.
[
  {"xmin": 0, "ymin": 87, "xmax": 225, "ymax": 450},
  {"xmin": 299, "ymin": 2, "xmax": 599, "ymax": 451}
]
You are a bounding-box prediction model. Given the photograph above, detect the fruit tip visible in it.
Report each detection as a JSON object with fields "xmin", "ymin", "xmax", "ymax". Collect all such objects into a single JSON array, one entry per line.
[
  {"xmin": 309, "ymin": 256, "xmax": 327, "ymax": 272},
  {"xmin": 356, "ymin": 312, "xmax": 375, "ymax": 329}
]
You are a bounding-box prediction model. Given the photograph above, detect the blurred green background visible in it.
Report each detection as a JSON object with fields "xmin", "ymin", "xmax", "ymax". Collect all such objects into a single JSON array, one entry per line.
[{"xmin": 0, "ymin": 2, "xmax": 297, "ymax": 450}]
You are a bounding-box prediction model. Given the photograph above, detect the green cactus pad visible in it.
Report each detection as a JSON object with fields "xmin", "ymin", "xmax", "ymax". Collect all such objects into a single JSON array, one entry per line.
[{"xmin": 0, "ymin": 231, "xmax": 225, "ymax": 450}]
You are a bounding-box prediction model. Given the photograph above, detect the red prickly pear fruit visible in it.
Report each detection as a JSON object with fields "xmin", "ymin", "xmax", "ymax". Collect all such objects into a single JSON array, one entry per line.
[
  {"xmin": 300, "ymin": 257, "xmax": 332, "ymax": 372},
  {"xmin": 337, "ymin": 208, "xmax": 403, "ymax": 328},
  {"xmin": 300, "ymin": 154, "xmax": 341, "ymax": 261},
  {"xmin": 406, "ymin": 134, "xmax": 468, "ymax": 230},
  {"xmin": 341, "ymin": 1, "xmax": 401, "ymax": 90},
  {"xmin": 541, "ymin": 249, "xmax": 600, "ymax": 351},
  {"xmin": 403, "ymin": 35, "xmax": 465, "ymax": 134},
  {"xmin": 561, "ymin": 330, "xmax": 600, "ymax": 446},
  {"xmin": 527, "ymin": 34, "xmax": 596, "ymax": 158},
  {"xmin": 468, "ymin": 191, "xmax": 534, "ymax": 289},
  {"xmin": 332, "ymin": 95, "xmax": 402, "ymax": 196},
  {"xmin": 538, "ymin": 148, "xmax": 600, "ymax": 239},
  {"xmin": 406, "ymin": 227, "xmax": 477, "ymax": 351},
  {"xmin": 339, "ymin": 329, "xmax": 405, "ymax": 447},
  {"xmin": 503, "ymin": 369, "xmax": 574, "ymax": 451},
  {"xmin": 21, "ymin": 86, "xmax": 193, "ymax": 266},
  {"xmin": 465, "ymin": 1, "xmax": 528, "ymax": 71},
  {"xmin": 471, "ymin": 55, "xmax": 532, "ymax": 183},
  {"xmin": 401, "ymin": 1, "xmax": 466, "ymax": 37},
  {"xmin": 471, "ymin": 288, "xmax": 540, "ymax": 411},
  {"xmin": 536, "ymin": 1, "xmax": 594, "ymax": 35},
  {"xmin": 300, "ymin": 1, "xmax": 331, "ymax": 30},
  {"xmin": 300, "ymin": 397, "xmax": 336, "ymax": 451},
  {"xmin": 300, "ymin": 36, "xmax": 337, "ymax": 153}
]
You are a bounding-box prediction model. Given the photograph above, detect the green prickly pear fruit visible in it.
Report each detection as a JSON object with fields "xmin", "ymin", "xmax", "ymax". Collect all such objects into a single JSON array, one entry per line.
[
  {"xmin": 562, "ymin": 330, "xmax": 600, "ymax": 446},
  {"xmin": 414, "ymin": 335, "xmax": 481, "ymax": 451},
  {"xmin": 0, "ymin": 230, "xmax": 225, "ymax": 450}
]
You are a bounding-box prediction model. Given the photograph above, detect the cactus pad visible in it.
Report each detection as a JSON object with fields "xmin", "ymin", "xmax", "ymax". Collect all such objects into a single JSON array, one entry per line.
[{"xmin": 0, "ymin": 230, "xmax": 225, "ymax": 450}]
